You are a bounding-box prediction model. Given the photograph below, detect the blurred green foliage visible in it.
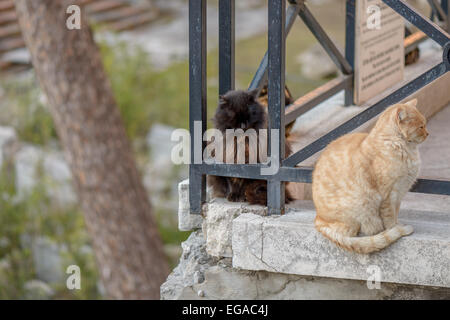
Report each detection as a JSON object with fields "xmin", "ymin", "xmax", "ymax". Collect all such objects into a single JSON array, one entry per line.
[
  {"xmin": 0, "ymin": 20, "xmax": 330, "ymax": 298},
  {"xmin": 0, "ymin": 166, "xmax": 101, "ymax": 300}
]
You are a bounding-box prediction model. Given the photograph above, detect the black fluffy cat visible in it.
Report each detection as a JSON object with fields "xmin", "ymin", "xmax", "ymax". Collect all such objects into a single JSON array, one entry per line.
[{"xmin": 207, "ymin": 89, "xmax": 292, "ymax": 205}]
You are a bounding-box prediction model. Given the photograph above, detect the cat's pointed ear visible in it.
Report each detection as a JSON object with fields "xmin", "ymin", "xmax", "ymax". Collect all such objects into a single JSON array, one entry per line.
[
  {"xmin": 405, "ymin": 98, "xmax": 418, "ymax": 108},
  {"xmin": 397, "ymin": 107, "xmax": 407, "ymax": 122},
  {"xmin": 219, "ymin": 95, "xmax": 227, "ymax": 104}
]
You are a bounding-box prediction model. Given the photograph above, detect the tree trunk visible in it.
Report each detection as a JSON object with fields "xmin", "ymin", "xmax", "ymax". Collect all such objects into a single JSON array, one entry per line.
[{"xmin": 15, "ymin": 0, "xmax": 169, "ymax": 299}]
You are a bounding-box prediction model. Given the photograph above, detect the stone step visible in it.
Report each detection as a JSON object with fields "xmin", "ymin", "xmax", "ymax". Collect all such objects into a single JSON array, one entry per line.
[{"xmin": 232, "ymin": 200, "xmax": 450, "ymax": 288}]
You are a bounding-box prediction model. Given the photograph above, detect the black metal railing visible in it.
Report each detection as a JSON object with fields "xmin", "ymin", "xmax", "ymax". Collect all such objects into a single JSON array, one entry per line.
[{"xmin": 189, "ymin": 0, "xmax": 450, "ymax": 215}]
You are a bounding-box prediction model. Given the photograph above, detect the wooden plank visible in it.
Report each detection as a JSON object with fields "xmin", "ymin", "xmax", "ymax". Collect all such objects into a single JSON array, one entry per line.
[
  {"xmin": 108, "ymin": 10, "xmax": 158, "ymax": 32},
  {"xmin": 86, "ymin": 0, "xmax": 129, "ymax": 14},
  {"xmin": 0, "ymin": 59, "xmax": 12, "ymax": 69},
  {"xmin": 0, "ymin": 0, "xmax": 14, "ymax": 13},
  {"xmin": 285, "ymin": 76, "xmax": 351, "ymax": 124},
  {"xmin": 404, "ymin": 30, "xmax": 427, "ymax": 54},
  {"xmin": 0, "ymin": 36, "xmax": 25, "ymax": 54},
  {"xmin": 90, "ymin": 6, "xmax": 147, "ymax": 24},
  {"xmin": 0, "ymin": 10, "xmax": 16, "ymax": 25},
  {"xmin": 78, "ymin": 0, "xmax": 96, "ymax": 6},
  {"xmin": 0, "ymin": 23, "xmax": 20, "ymax": 39},
  {"xmin": 0, "ymin": 62, "xmax": 31, "ymax": 73}
]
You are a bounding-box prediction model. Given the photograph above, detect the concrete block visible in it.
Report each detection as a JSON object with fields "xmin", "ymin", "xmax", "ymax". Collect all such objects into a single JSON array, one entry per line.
[
  {"xmin": 178, "ymin": 179, "xmax": 203, "ymax": 231},
  {"xmin": 203, "ymin": 198, "xmax": 266, "ymax": 258},
  {"xmin": 233, "ymin": 201, "xmax": 450, "ymax": 288}
]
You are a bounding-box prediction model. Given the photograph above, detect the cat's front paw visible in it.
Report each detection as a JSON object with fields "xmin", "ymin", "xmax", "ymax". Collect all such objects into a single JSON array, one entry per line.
[
  {"xmin": 398, "ymin": 224, "xmax": 414, "ymax": 236},
  {"xmin": 227, "ymin": 193, "xmax": 244, "ymax": 202}
]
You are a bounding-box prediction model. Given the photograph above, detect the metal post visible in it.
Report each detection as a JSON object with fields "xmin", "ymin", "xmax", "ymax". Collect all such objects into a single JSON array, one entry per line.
[
  {"xmin": 443, "ymin": 0, "xmax": 449, "ymax": 32},
  {"xmin": 267, "ymin": 0, "xmax": 286, "ymax": 215},
  {"xmin": 344, "ymin": 0, "xmax": 355, "ymax": 106},
  {"xmin": 189, "ymin": 0, "xmax": 207, "ymax": 215},
  {"xmin": 248, "ymin": 2, "xmax": 300, "ymax": 92},
  {"xmin": 219, "ymin": 0, "xmax": 235, "ymax": 95}
]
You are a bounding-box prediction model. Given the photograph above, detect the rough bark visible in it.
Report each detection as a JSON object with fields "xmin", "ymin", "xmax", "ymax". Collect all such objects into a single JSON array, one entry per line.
[{"xmin": 15, "ymin": 0, "xmax": 169, "ymax": 299}]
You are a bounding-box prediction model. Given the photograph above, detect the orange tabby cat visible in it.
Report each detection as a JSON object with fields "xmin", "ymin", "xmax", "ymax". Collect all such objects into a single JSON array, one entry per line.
[{"xmin": 312, "ymin": 99, "xmax": 428, "ymax": 254}]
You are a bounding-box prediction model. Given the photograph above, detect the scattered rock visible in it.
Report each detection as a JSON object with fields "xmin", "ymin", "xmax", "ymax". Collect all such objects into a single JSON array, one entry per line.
[
  {"xmin": 0, "ymin": 258, "xmax": 11, "ymax": 271},
  {"xmin": 160, "ymin": 230, "xmax": 215, "ymax": 300},
  {"xmin": 146, "ymin": 124, "xmax": 178, "ymax": 166},
  {"xmin": 14, "ymin": 144, "xmax": 77, "ymax": 206},
  {"xmin": 0, "ymin": 126, "xmax": 18, "ymax": 168},
  {"xmin": 23, "ymin": 280, "xmax": 55, "ymax": 300},
  {"xmin": 1, "ymin": 48, "xmax": 31, "ymax": 65},
  {"xmin": 178, "ymin": 179, "xmax": 203, "ymax": 231},
  {"xmin": 0, "ymin": 237, "xmax": 10, "ymax": 248},
  {"xmin": 144, "ymin": 124, "xmax": 188, "ymax": 217},
  {"xmin": 32, "ymin": 237, "xmax": 63, "ymax": 285}
]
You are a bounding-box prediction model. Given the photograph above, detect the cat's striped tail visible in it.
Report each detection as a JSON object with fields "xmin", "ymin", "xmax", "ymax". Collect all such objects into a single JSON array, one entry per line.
[{"xmin": 316, "ymin": 224, "xmax": 414, "ymax": 254}]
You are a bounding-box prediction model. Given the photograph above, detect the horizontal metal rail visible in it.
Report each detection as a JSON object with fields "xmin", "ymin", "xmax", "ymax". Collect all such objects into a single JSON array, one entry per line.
[
  {"xmin": 193, "ymin": 163, "xmax": 450, "ymax": 196},
  {"xmin": 404, "ymin": 30, "xmax": 427, "ymax": 54},
  {"xmin": 248, "ymin": 1, "xmax": 300, "ymax": 92},
  {"xmin": 384, "ymin": 0, "xmax": 449, "ymax": 47}
]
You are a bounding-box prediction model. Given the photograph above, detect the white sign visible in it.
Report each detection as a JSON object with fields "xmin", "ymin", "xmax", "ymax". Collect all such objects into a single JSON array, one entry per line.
[{"xmin": 354, "ymin": 0, "xmax": 405, "ymax": 104}]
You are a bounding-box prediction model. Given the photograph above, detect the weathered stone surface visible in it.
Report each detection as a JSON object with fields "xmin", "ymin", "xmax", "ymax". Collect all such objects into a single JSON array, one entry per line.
[
  {"xmin": 146, "ymin": 124, "xmax": 177, "ymax": 166},
  {"xmin": 203, "ymin": 198, "xmax": 266, "ymax": 258},
  {"xmin": 32, "ymin": 237, "xmax": 63, "ymax": 285},
  {"xmin": 23, "ymin": 279, "xmax": 55, "ymax": 300},
  {"xmin": 144, "ymin": 125, "xmax": 188, "ymax": 215},
  {"xmin": 14, "ymin": 144, "xmax": 76, "ymax": 205},
  {"xmin": 233, "ymin": 201, "xmax": 450, "ymax": 288},
  {"xmin": 178, "ymin": 179, "xmax": 203, "ymax": 231},
  {"xmin": 0, "ymin": 126, "xmax": 18, "ymax": 168},
  {"xmin": 1, "ymin": 48, "xmax": 31, "ymax": 65},
  {"xmin": 161, "ymin": 229, "xmax": 450, "ymax": 299},
  {"xmin": 160, "ymin": 230, "xmax": 216, "ymax": 300}
]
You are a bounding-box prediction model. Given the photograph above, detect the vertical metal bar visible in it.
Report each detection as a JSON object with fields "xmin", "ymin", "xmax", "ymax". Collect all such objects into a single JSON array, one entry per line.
[
  {"xmin": 248, "ymin": 2, "xmax": 300, "ymax": 92},
  {"xmin": 428, "ymin": 0, "xmax": 447, "ymax": 21},
  {"xmin": 443, "ymin": 0, "xmax": 449, "ymax": 32},
  {"xmin": 219, "ymin": 0, "xmax": 235, "ymax": 95},
  {"xmin": 267, "ymin": 0, "xmax": 286, "ymax": 215},
  {"xmin": 189, "ymin": 0, "xmax": 207, "ymax": 215},
  {"xmin": 344, "ymin": 0, "xmax": 355, "ymax": 106}
]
